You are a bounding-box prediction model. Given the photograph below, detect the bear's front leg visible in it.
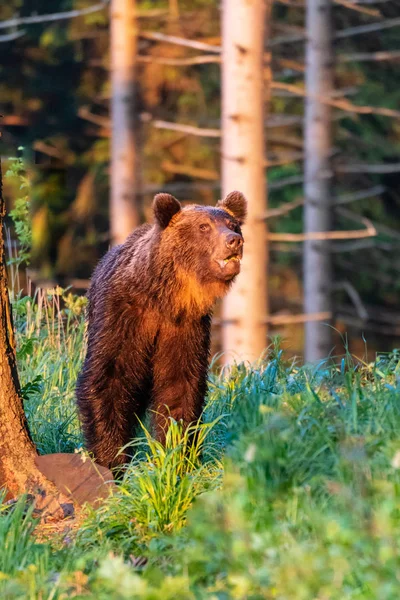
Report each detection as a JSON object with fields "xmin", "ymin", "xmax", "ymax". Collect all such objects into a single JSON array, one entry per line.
[
  {"xmin": 76, "ymin": 305, "xmax": 158, "ymax": 469},
  {"xmin": 151, "ymin": 316, "xmax": 211, "ymax": 443},
  {"xmin": 77, "ymin": 351, "xmax": 151, "ymax": 470}
]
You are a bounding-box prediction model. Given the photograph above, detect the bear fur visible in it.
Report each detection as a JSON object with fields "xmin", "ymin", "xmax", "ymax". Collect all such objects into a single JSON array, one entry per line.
[{"xmin": 76, "ymin": 191, "xmax": 247, "ymax": 469}]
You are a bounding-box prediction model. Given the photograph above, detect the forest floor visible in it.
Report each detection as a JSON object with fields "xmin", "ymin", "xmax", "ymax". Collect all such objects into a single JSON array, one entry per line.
[{"xmin": 2, "ymin": 289, "xmax": 400, "ymax": 599}]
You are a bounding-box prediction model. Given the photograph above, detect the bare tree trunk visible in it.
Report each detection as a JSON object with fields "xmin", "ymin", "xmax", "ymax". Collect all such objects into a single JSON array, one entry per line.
[
  {"xmin": 221, "ymin": 0, "xmax": 271, "ymax": 364},
  {"xmin": 0, "ymin": 160, "xmax": 63, "ymax": 516},
  {"xmin": 110, "ymin": 0, "xmax": 141, "ymax": 245},
  {"xmin": 303, "ymin": 0, "xmax": 334, "ymax": 362}
]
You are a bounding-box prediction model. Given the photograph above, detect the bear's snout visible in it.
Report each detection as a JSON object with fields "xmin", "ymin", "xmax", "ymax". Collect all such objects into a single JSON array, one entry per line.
[{"xmin": 225, "ymin": 233, "xmax": 243, "ymax": 253}]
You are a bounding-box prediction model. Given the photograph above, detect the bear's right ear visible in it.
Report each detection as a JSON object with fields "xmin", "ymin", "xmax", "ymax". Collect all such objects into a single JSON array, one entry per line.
[
  {"xmin": 153, "ymin": 193, "xmax": 181, "ymax": 229},
  {"xmin": 216, "ymin": 191, "xmax": 247, "ymax": 225}
]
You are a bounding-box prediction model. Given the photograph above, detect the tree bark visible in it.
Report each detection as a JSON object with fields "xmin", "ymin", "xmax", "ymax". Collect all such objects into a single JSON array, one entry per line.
[
  {"xmin": 303, "ymin": 0, "xmax": 334, "ymax": 362},
  {"xmin": 0, "ymin": 159, "xmax": 63, "ymax": 517},
  {"xmin": 110, "ymin": 0, "xmax": 142, "ymax": 245},
  {"xmin": 221, "ymin": 0, "xmax": 271, "ymax": 363}
]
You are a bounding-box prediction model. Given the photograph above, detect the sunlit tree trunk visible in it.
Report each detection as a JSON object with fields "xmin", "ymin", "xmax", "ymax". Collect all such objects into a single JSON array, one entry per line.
[
  {"xmin": 221, "ymin": 0, "xmax": 271, "ymax": 364},
  {"xmin": 303, "ymin": 0, "xmax": 334, "ymax": 362},
  {"xmin": 0, "ymin": 159, "xmax": 62, "ymax": 516},
  {"xmin": 110, "ymin": 0, "xmax": 141, "ymax": 245}
]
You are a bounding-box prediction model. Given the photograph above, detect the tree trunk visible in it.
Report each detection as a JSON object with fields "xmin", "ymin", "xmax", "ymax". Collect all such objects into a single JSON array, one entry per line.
[
  {"xmin": 0, "ymin": 160, "xmax": 63, "ymax": 517},
  {"xmin": 110, "ymin": 0, "xmax": 142, "ymax": 245},
  {"xmin": 221, "ymin": 0, "xmax": 271, "ymax": 364},
  {"xmin": 303, "ymin": 0, "xmax": 334, "ymax": 362}
]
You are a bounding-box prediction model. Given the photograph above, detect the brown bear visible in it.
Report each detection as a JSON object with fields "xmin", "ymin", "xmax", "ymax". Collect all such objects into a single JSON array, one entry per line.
[{"xmin": 76, "ymin": 191, "xmax": 247, "ymax": 469}]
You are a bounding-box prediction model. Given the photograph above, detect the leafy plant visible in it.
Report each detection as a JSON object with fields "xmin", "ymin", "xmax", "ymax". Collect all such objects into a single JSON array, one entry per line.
[{"xmin": 5, "ymin": 154, "xmax": 32, "ymax": 268}]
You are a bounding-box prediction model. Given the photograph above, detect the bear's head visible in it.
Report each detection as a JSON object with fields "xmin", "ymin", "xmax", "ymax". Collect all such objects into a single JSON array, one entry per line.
[{"xmin": 153, "ymin": 191, "xmax": 247, "ymax": 287}]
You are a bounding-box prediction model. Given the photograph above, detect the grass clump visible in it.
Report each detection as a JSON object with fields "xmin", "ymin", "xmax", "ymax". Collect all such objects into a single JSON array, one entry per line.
[
  {"xmin": 13, "ymin": 287, "xmax": 85, "ymax": 454},
  {"xmin": 80, "ymin": 418, "xmax": 222, "ymax": 553}
]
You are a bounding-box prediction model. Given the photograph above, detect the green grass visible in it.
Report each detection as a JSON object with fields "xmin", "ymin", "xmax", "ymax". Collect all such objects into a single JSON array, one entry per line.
[
  {"xmin": 2, "ymin": 289, "xmax": 400, "ymax": 598},
  {"xmin": 13, "ymin": 287, "xmax": 85, "ymax": 454}
]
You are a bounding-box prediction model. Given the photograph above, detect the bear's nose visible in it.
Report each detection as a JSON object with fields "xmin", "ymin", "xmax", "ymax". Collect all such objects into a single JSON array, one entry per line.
[{"xmin": 225, "ymin": 233, "xmax": 243, "ymax": 252}]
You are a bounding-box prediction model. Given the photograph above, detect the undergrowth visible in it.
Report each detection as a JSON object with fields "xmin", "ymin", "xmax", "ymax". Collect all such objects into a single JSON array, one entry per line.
[{"xmin": 2, "ymin": 285, "xmax": 400, "ymax": 599}]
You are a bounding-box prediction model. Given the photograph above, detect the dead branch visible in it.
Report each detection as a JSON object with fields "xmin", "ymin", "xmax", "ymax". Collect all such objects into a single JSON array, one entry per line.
[
  {"xmin": 271, "ymin": 238, "xmax": 396, "ymax": 253},
  {"xmin": 334, "ymin": 185, "xmax": 385, "ymax": 205},
  {"xmin": 268, "ymin": 134, "xmax": 304, "ymax": 149},
  {"xmin": 77, "ymin": 110, "xmax": 316, "ymax": 139},
  {"xmin": 111, "ymin": 53, "xmax": 304, "ymax": 71},
  {"xmin": 276, "ymin": 0, "xmax": 386, "ymax": 9},
  {"xmin": 269, "ymin": 32, "xmax": 305, "ymax": 47},
  {"xmin": 267, "ymin": 312, "xmax": 332, "ymax": 325},
  {"xmin": 264, "ymin": 198, "xmax": 304, "ymax": 219},
  {"xmin": 333, "ymin": 0, "xmax": 380, "ymax": 17},
  {"xmin": 337, "ymin": 163, "xmax": 400, "ymax": 174},
  {"xmin": 269, "ymin": 15, "xmax": 400, "ymax": 46},
  {"xmin": 0, "ymin": 30, "xmax": 26, "ymax": 42},
  {"xmin": 136, "ymin": 9, "xmax": 169, "ymax": 17},
  {"xmin": 276, "ymin": 58, "xmax": 305, "ymax": 73},
  {"xmin": 264, "ymin": 185, "xmax": 385, "ymax": 219},
  {"xmin": 33, "ymin": 141, "xmax": 65, "ymax": 160},
  {"xmin": 78, "ymin": 106, "xmax": 111, "ymax": 128},
  {"xmin": 267, "ymin": 113, "xmax": 303, "ymax": 127},
  {"xmin": 334, "ymin": 281, "xmax": 368, "ymax": 321},
  {"xmin": 336, "ymin": 16, "xmax": 400, "ymax": 39},
  {"xmin": 274, "ymin": 51, "xmax": 400, "ymax": 69},
  {"xmin": 339, "ymin": 50, "xmax": 400, "ymax": 63},
  {"xmin": 265, "ymin": 152, "xmax": 304, "ymax": 167},
  {"xmin": 269, "ymin": 175, "xmax": 305, "ymax": 190},
  {"xmin": 139, "ymin": 31, "xmax": 221, "ymax": 53},
  {"xmin": 267, "ymin": 216, "xmax": 376, "ymax": 242},
  {"xmin": 351, "ymin": 0, "xmax": 393, "ymax": 4},
  {"xmin": 271, "ymin": 81, "xmax": 400, "ymax": 119},
  {"xmin": 2, "ymin": 116, "xmax": 29, "ymax": 126},
  {"xmin": 336, "ymin": 207, "xmax": 400, "ymax": 241},
  {"xmin": 84, "ymin": 126, "xmax": 110, "ymax": 138},
  {"xmin": 161, "ymin": 161, "xmax": 219, "ymax": 180},
  {"xmin": 213, "ymin": 312, "xmax": 332, "ymax": 326},
  {"xmin": 161, "ymin": 154, "xmax": 303, "ymax": 179},
  {"xmin": 138, "ymin": 53, "xmax": 306, "ymax": 72},
  {"xmin": 144, "ymin": 182, "xmax": 220, "ymax": 194},
  {"xmin": 0, "ymin": 1, "xmax": 109, "ymax": 30},
  {"xmin": 152, "ymin": 119, "xmax": 220, "ymax": 137},
  {"xmin": 137, "ymin": 54, "xmax": 221, "ymax": 66},
  {"xmin": 272, "ymin": 85, "xmax": 359, "ymax": 100},
  {"xmin": 275, "ymin": 0, "xmax": 304, "ymax": 6},
  {"xmin": 269, "ymin": 243, "xmax": 302, "ymax": 253}
]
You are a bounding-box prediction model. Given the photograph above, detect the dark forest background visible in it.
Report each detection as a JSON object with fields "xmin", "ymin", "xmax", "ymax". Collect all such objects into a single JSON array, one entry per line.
[{"xmin": 1, "ymin": 0, "xmax": 400, "ymax": 358}]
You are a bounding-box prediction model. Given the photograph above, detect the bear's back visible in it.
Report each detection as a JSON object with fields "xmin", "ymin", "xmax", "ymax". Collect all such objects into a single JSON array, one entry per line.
[{"xmin": 87, "ymin": 222, "xmax": 153, "ymax": 321}]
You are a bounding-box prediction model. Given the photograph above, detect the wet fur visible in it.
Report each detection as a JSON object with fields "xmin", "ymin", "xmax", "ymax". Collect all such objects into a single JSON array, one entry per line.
[{"xmin": 76, "ymin": 193, "xmax": 246, "ymax": 469}]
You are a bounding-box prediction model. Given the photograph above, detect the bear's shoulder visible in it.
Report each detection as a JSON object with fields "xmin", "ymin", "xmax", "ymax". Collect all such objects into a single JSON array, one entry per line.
[
  {"xmin": 90, "ymin": 223, "xmax": 155, "ymax": 298},
  {"xmin": 124, "ymin": 223, "xmax": 153, "ymax": 249}
]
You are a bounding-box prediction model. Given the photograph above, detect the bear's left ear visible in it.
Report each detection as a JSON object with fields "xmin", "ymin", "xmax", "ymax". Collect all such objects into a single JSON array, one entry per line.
[
  {"xmin": 216, "ymin": 191, "xmax": 247, "ymax": 225},
  {"xmin": 153, "ymin": 193, "xmax": 181, "ymax": 229}
]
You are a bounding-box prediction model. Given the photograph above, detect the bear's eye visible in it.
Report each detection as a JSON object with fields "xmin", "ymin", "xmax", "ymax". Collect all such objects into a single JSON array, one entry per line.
[
  {"xmin": 226, "ymin": 221, "xmax": 237, "ymax": 232},
  {"xmin": 199, "ymin": 223, "xmax": 211, "ymax": 232}
]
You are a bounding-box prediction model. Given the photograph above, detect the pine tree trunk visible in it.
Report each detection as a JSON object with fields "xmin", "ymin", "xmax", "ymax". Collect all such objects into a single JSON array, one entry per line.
[
  {"xmin": 110, "ymin": 0, "xmax": 141, "ymax": 245},
  {"xmin": 221, "ymin": 0, "xmax": 271, "ymax": 363},
  {"xmin": 303, "ymin": 0, "xmax": 334, "ymax": 362},
  {"xmin": 0, "ymin": 160, "xmax": 63, "ymax": 517}
]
